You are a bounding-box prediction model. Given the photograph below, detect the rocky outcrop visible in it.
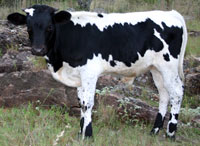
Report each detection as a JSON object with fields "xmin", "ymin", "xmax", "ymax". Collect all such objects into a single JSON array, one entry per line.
[
  {"xmin": 185, "ymin": 57, "xmax": 200, "ymax": 95},
  {"xmin": 0, "ymin": 70, "xmax": 70, "ymax": 107},
  {"xmin": 185, "ymin": 71, "xmax": 200, "ymax": 95},
  {"xmin": 0, "ymin": 21, "xmax": 29, "ymax": 55},
  {"xmin": 0, "ymin": 50, "xmax": 32, "ymax": 73}
]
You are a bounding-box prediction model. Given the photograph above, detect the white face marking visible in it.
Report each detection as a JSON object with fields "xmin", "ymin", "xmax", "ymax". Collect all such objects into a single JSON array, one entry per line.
[{"xmin": 25, "ymin": 8, "xmax": 35, "ymax": 16}]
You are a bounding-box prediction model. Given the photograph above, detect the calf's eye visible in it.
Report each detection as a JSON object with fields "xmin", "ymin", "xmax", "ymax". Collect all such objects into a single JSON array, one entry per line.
[{"xmin": 47, "ymin": 25, "xmax": 53, "ymax": 32}]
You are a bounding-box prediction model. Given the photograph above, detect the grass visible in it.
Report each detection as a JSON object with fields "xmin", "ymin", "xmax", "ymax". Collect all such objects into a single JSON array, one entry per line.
[
  {"xmin": 0, "ymin": 0, "xmax": 78, "ymax": 19},
  {"xmin": 0, "ymin": 103, "xmax": 199, "ymax": 146},
  {"xmin": 179, "ymin": 107, "xmax": 200, "ymax": 125},
  {"xmin": 182, "ymin": 94, "xmax": 200, "ymax": 109},
  {"xmin": 6, "ymin": 44, "xmax": 18, "ymax": 51},
  {"xmin": 137, "ymin": 87, "xmax": 159, "ymax": 107},
  {"xmin": 186, "ymin": 36, "xmax": 200, "ymax": 56},
  {"xmin": 187, "ymin": 19, "xmax": 200, "ymax": 31},
  {"xmin": 29, "ymin": 56, "xmax": 47, "ymax": 71},
  {"xmin": 185, "ymin": 18, "xmax": 200, "ymax": 56}
]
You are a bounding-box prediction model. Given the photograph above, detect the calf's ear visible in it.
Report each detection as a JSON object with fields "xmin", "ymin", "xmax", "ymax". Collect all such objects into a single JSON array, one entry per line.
[
  {"xmin": 7, "ymin": 13, "xmax": 26, "ymax": 25},
  {"xmin": 53, "ymin": 11, "xmax": 71, "ymax": 24}
]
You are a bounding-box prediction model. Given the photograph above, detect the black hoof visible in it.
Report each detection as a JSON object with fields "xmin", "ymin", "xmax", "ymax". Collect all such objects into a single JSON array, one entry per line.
[
  {"xmin": 77, "ymin": 132, "xmax": 93, "ymax": 141},
  {"xmin": 85, "ymin": 122, "xmax": 93, "ymax": 137},
  {"xmin": 166, "ymin": 133, "xmax": 176, "ymax": 141}
]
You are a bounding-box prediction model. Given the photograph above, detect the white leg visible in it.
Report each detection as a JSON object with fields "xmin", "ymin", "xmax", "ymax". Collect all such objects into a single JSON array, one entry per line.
[
  {"xmin": 150, "ymin": 69, "xmax": 169, "ymax": 134},
  {"xmin": 77, "ymin": 70, "xmax": 99, "ymax": 139},
  {"xmin": 160, "ymin": 68, "xmax": 184, "ymax": 138}
]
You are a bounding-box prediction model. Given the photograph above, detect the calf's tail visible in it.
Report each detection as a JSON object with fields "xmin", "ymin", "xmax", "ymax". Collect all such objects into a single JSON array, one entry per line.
[{"xmin": 172, "ymin": 10, "xmax": 188, "ymax": 83}]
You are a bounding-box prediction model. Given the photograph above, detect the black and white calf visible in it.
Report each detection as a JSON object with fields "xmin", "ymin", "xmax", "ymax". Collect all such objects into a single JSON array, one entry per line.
[{"xmin": 7, "ymin": 5, "xmax": 187, "ymax": 139}]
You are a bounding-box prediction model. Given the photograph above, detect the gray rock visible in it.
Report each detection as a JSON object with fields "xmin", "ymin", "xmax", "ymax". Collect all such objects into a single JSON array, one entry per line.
[
  {"xmin": 0, "ymin": 70, "xmax": 79, "ymax": 112},
  {"xmin": 184, "ymin": 57, "xmax": 200, "ymax": 95},
  {"xmin": 0, "ymin": 51, "xmax": 33, "ymax": 73},
  {"xmin": 0, "ymin": 21, "xmax": 29, "ymax": 55},
  {"xmin": 185, "ymin": 72, "xmax": 200, "ymax": 95}
]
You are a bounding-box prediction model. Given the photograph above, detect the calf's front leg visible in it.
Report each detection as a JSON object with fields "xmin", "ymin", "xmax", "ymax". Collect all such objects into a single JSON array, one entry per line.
[{"xmin": 77, "ymin": 74, "xmax": 98, "ymax": 139}]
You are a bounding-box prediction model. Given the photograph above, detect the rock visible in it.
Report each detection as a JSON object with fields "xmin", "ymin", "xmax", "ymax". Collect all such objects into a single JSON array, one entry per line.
[
  {"xmin": 0, "ymin": 70, "xmax": 81, "ymax": 116},
  {"xmin": 188, "ymin": 30, "xmax": 200, "ymax": 37},
  {"xmin": 191, "ymin": 115, "xmax": 200, "ymax": 127},
  {"xmin": 184, "ymin": 57, "xmax": 200, "ymax": 74},
  {"xmin": 0, "ymin": 50, "xmax": 33, "ymax": 73},
  {"xmin": 0, "ymin": 21, "xmax": 29, "ymax": 55},
  {"xmin": 134, "ymin": 72, "xmax": 157, "ymax": 91},
  {"xmin": 0, "ymin": 70, "xmax": 68, "ymax": 107},
  {"xmin": 97, "ymin": 75, "xmax": 119, "ymax": 89},
  {"xmin": 97, "ymin": 92, "xmax": 169, "ymax": 126},
  {"xmin": 184, "ymin": 57, "xmax": 200, "ymax": 95},
  {"xmin": 185, "ymin": 72, "xmax": 200, "ymax": 95}
]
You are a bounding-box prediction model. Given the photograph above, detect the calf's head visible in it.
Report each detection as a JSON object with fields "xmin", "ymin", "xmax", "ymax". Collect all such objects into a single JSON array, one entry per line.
[{"xmin": 7, "ymin": 5, "xmax": 71, "ymax": 56}]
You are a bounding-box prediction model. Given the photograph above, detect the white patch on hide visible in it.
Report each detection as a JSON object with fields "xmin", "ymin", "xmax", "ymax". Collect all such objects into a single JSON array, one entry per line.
[
  {"xmin": 70, "ymin": 10, "xmax": 183, "ymax": 32},
  {"xmin": 47, "ymin": 62, "xmax": 81, "ymax": 87}
]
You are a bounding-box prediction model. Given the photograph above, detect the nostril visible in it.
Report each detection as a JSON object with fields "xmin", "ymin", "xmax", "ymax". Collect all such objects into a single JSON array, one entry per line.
[
  {"xmin": 32, "ymin": 46, "xmax": 47, "ymax": 56},
  {"xmin": 34, "ymin": 48, "xmax": 43, "ymax": 53}
]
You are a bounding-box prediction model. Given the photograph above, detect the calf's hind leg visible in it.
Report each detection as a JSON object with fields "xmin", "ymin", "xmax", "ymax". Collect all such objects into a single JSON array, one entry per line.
[
  {"xmin": 160, "ymin": 68, "xmax": 184, "ymax": 139},
  {"xmin": 150, "ymin": 69, "xmax": 169, "ymax": 135}
]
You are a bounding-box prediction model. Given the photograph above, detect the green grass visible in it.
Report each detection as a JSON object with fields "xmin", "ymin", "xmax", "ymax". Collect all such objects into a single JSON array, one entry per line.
[
  {"xmin": 29, "ymin": 56, "xmax": 47, "ymax": 71},
  {"xmin": 187, "ymin": 19, "xmax": 200, "ymax": 31},
  {"xmin": 0, "ymin": 104, "xmax": 199, "ymax": 146},
  {"xmin": 6, "ymin": 44, "xmax": 18, "ymax": 51},
  {"xmin": 186, "ymin": 19, "xmax": 200, "ymax": 56},
  {"xmin": 0, "ymin": 0, "xmax": 78, "ymax": 19},
  {"xmin": 182, "ymin": 94, "xmax": 200, "ymax": 109},
  {"xmin": 186, "ymin": 36, "xmax": 200, "ymax": 56},
  {"xmin": 179, "ymin": 107, "xmax": 200, "ymax": 125}
]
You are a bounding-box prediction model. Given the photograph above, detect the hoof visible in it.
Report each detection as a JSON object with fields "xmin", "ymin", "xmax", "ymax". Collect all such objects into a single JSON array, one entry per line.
[
  {"xmin": 150, "ymin": 128, "xmax": 159, "ymax": 136},
  {"xmin": 77, "ymin": 132, "xmax": 93, "ymax": 140},
  {"xmin": 166, "ymin": 133, "xmax": 176, "ymax": 141}
]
